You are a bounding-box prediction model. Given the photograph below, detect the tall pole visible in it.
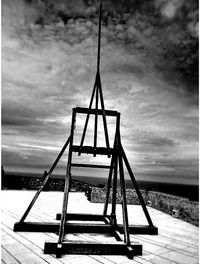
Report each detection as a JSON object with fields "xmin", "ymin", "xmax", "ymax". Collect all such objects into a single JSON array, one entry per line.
[{"xmin": 97, "ymin": 3, "xmax": 102, "ymax": 73}]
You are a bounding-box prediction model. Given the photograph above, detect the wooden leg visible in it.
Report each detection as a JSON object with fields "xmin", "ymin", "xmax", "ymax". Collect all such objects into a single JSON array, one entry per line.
[
  {"xmin": 103, "ymin": 151, "xmax": 115, "ymax": 216},
  {"xmin": 120, "ymin": 143, "xmax": 154, "ymax": 227},
  {"xmin": 18, "ymin": 136, "xmax": 71, "ymax": 223},
  {"xmin": 94, "ymin": 86, "xmax": 99, "ymax": 156},
  {"xmin": 110, "ymin": 153, "xmax": 118, "ymax": 226},
  {"xmin": 118, "ymin": 153, "xmax": 130, "ymax": 245},
  {"xmin": 58, "ymin": 111, "xmax": 76, "ymax": 244},
  {"xmin": 79, "ymin": 77, "xmax": 97, "ymax": 155},
  {"xmin": 98, "ymin": 74, "xmax": 110, "ymax": 154}
]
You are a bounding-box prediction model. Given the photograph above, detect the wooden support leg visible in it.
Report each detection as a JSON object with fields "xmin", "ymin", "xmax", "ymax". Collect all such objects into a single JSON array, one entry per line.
[
  {"xmin": 120, "ymin": 143, "xmax": 154, "ymax": 227},
  {"xmin": 110, "ymin": 113, "xmax": 121, "ymax": 225},
  {"xmin": 57, "ymin": 110, "xmax": 76, "ymax": 246},
  {"xmin": 94, "ymin": 85, "xmax": 99, "ymax": 156},
  {"xmin": 103, "ymin": 151, "xmax": 115, "ymax": 216},
  {"xmin": 110, "ymin": 153, "xmax": 118, "ymax": 227},
  {"xmin": 17, "ymin": 136, "xmax": 71, "ymax": 223},
  {"xmin": 98, "ymin": 73, "xmax": 110, "ymax": 154},
  {"xmin": 118, "ymin": 153, "xmax": 131, "ymax": 245},
  {"xmin": 44, "ymin": 241, "xmax": 142, "ymax": 257},
  {"xmin": 79, "ymin": 77, "xmax": 97, "ymax": 155},
  {"xmin": 57, "ymin": 171, "xmax": 71, "ymax": 246}
]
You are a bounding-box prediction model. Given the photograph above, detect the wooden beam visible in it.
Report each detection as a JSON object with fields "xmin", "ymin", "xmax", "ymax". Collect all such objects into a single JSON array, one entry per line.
[
  {"xmin": 98, "ymin": 75, "xmax": 110, "ymax": 152},
  {"xmin": 58, "ymin": 110, "xmax": 76, "ymax": 245},
  {"xmin": 103, "ymin": 153, "xmax": 115, "ymax": 216},
  {"xmin": 97, "ymin": 3, "xmax": 102, "ymax": 73},
  {"xmin": 18, "ymin": 135, "xmax": 71, "ymax": 223},
  {"xmin": 14, "ymin": 221, "xmax": 158, "ymax": 235},
  {"xmin": 74, "ymin": 107, "xmax": 118, "ymax": 117},
  {"xmin": 44, "ymin": 241, "xmax": 142, "ymax": 258},
  {"xmin": 14, "ymin": 222, "xmax": 59, "ymax": 233},
  {"xmin": 94, "ymin": 85, "xmax": 99, "ymax": 153},
  {"xmin": 110, "ymin": 154, "xmax": 118, "ymax": 227},
  {"xmin": 55, "ymin": 213, "xmax": 109, "ymax": 221},
  {"xmin": 117, "ymin": 225, "xmax": 158, "ymax": 235},
  {"xmin": 119, "ymin": 153, "xmax": 130, "ymax": 245},
  {"xmin": 78, "ymin": 79, "xmax": 98, "ymax": 154},
  {"xmin": 120, "ymin": 143, "xmax": 154, "ymax": 227},
  {"xmin": 72, "ymin": 145, "xmax": 113, "ymax": 155},
  {"xmin": 71, "ymin": 163, "xmax": 110, "ymax": 169},
  {"xmin": 14, "ymin": 222, "xmax": 114, "ymax": 233}
]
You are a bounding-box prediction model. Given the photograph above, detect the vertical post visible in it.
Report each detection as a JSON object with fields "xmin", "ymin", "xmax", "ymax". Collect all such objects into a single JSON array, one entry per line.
[
  {"xmin": 98, "ymin": 77, "xmax": 110, "ymax": 152},
  {"xmin": 110, "ymin": 113, "xmax": 120, "ymax": 225},
  {"xmin": 94, "ymin": 85, "xmax": 98, "ymax": 155},
  {"xmin": 110, "ymin": 154, "xmax": 117, "ymax": 226},
  {"xmin": 103, "ymin": 114, "xmax": 118, "ymax": 216},
  {"xmin": 97, "ymin": 3, "xmax": 102, "ymax": 73},
  {"xmin": 119, "ymin": 154, "xmax": 130, "ymax": 245},
  {"xmin": 117, "ymin": 113, "xmax": 130, "ymax": 245},
  {"xmin": 79, "ymin": 81, "xmax": 97, "ymax": 155},
  {"xmin": 96, "ymin": 3, "xmax": 110, "ymax": 153},
  {"xmin": 103, "ymin": 153, "xmax": 115, "ymax": 216},
  {"xmin": 58, "ymin": 109, "xmax": 76, "ymax": 247},
  {"xmin": 79, "ymin": 1, "xmax": 102, "ymax": 153}
]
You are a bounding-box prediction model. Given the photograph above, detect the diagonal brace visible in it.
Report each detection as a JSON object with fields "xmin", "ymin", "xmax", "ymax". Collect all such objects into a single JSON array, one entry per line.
[{"xmin": 19, "ymin": 135, "xmax": 71, "ymax": 223}]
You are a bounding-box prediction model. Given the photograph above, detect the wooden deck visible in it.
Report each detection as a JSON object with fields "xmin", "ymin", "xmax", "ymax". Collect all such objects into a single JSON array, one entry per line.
[{"xmin": 1, "ymin": 190, "xmax": 199, "ymax": 264}]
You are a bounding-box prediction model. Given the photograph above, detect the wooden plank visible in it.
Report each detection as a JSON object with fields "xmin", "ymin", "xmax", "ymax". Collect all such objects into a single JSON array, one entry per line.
[
  {"xmin": 74, "ymin": 107, "xmax": 118, "ymax": 117},
  {"xmin": 14, "ymin": 222, "xmax": 114, "ymax": 233},
  {"xmin": 1, "ymin": 246, "xmax": 21, "ymax": 264},
  {"xmin": 71, "ymin": 163, "xmax": 110, "ymax": 169},
  {"xmin": 63, "ymin": 223, "xmax": 113, "ymax": 233},
  {"xmin": 14, "ymin": 221, "xmax": 158, "ymax": 235},
  {"xmin": 2, "ymin": 228, "xmax": 62, "ymax": 264},
  {"xmin": 44, "ymin": 241, "xmax": 142, "ymax": 258},
  {"xmin": 56, "ymin": 213, "xmax": 108, "ymax": 221},
  {"xmin": 72, "ymin": 145, "xmax": 113, "ymax": 155},
  {"xmin": 14, "ymin": 222, "xmax": 59, "ymax": 233},
  {"xmin": 117, "ymin": 225, "xmax": 158, "ymax": 235},
  {"xmin": 2, "ymin": 191, "xmax": 199, "ymax": 264},
  {"xmin": 1, "ymin": 229, "xmax": 47, "ymax": 264}
]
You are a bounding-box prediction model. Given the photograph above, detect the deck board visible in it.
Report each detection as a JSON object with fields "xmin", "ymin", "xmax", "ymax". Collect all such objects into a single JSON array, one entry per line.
[{"xmin": 1, "ymin": 190, "xmax": 199, "ymax": 264}]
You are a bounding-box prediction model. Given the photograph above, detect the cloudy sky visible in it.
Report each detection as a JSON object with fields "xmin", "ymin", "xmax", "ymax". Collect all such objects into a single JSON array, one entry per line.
[{"xmin": 2, "ymin": 0, "xmax": 198, "ymax": 185}]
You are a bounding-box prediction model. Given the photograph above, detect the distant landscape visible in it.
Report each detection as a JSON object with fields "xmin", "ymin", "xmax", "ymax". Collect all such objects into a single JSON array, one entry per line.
[
  {"xmin": 2, "ymin": 171, "xmax": 198, "ymax": 226},
  {"xmin": 1, "ymin": 171, "xmax": 198, "ymax": 202}
]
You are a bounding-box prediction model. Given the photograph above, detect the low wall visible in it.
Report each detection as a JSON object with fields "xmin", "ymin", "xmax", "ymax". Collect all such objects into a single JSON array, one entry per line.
[
  {"xmin": 87, "ymin": 187, "xmax": 199, "ymax": 226},
  {"xmin": 2, "ymin": 175, "xmax": 91, "ymax": 192}
]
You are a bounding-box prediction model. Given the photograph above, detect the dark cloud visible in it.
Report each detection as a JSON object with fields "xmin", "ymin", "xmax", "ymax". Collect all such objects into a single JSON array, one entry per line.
[
  {"xmin": 142, "ymin": 135, "xmax": 175, "ymax": 148},
  {"xmin": 108, "ymin": 62, "xmax": 146, "ymax": 78},
  {"xmin": 2, "ymin": 0, "xmax": 198, "ymax": 185},
  {"xmin": 2, "ymin": 103, "xmax": 44, "ymax": 126},
  {"xmin": 2, "ymin": 142, "xmax": 68, "ymax": 172}
]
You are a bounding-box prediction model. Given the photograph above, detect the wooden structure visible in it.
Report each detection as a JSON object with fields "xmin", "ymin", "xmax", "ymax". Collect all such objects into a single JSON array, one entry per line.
[{"xmin": 13, "ymin": 4, "xmax": 158, "ymax": 259}]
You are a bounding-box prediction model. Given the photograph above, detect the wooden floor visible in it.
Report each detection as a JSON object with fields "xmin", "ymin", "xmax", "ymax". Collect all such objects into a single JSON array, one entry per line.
[{"xmin": 1, "ymin": 190, "xmax": 199, "ymax": 264}]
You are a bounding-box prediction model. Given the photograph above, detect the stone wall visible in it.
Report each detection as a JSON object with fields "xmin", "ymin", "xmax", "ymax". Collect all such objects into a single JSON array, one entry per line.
[
  {"xmin": 2, "ymin": 174, "xmax": 91, "ymax": 192},
  {"xmin": 87, "ymin": 187, "xmax": 199, "ymax": 226},
  {"xmin": 88, "ymin": 187, "xmax": 147, "ymax": 205}
]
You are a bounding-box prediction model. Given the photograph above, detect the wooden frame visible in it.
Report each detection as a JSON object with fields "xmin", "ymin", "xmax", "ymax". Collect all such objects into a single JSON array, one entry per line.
[
  {"xmin": 13, "ymin": 3, "xmax": 157, "ymax": 259},
  {"xmin": 14, "ymin": 107, "xmax": 157, "ymax": 258}
]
